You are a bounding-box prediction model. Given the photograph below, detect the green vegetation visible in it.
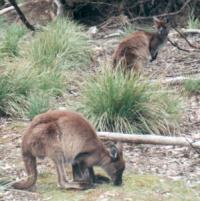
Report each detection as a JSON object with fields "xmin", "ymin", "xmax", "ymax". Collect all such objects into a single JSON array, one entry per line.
[
  {"xmin": 122, "ymin": 24, "xmax": 136, "ymax": 36},
  {"xmin": 0, "ymin": 72, "xmax": 28, "ymax": 117},
  {"xmin": 187, "ymin": 11, "xmax": 200, "ymax": 29},
  {"xmin": 0, "ymin": 66, "xmax": 64, "ymax": 117},
  {"xmin": 0, "ymin": 17, "xmax": 8, "ymax": 37},
  {"xmin": 183, "ymin": 79, "xmax": 200, "ymax": 95},
  {"xmin": 0, "ymin": 23, "xmax": 27, "ymax": 58},
  {"xmin": 26, "ymin": 19, "xmax": 91, "ymax": 70},
  {"xmin": 80, "ymin": 66, "xmax": 183, "ymax": 134},
  {"xmin": 0, "ymin": 18, "xmax": 91, "ymax": 119},
  {"xmin": 26, "ymin": 91, "xmax": 52, "ymax": 119},
  {"xmin": 37, "ymin": 171, "xmax": 200, "ymax": 201}
]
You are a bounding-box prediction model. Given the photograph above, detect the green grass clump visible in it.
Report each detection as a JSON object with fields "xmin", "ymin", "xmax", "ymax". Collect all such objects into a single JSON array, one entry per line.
[
  {"xmin": 187, "ymin": 11, "xmax": 200, "ymax": 29},
  {"xmin": 0, "ymin": 18, "xmax": 91, "ymax": 119},
  {"xmin": 122, "ymin": 24, "xmax": 136, "ymax": 37},
  {"xmin": 27, "ymin": 19, "xmax": 91, "ymax": 70},
  {"xmin": 0, "ymin": 23, "xmax": 27, "ymax": 57},
  {"xmin": 37, "ymin": 69, "xmax": 65, "ymax": 96},
  {"xmin": 0, "ymin": 72, "xmax": 28, "ymax": 116},
  {"xmin": 0, "ymin": 65, "xmax": 65, "ymax": 117},
  {"xmin": 79, "ymin": 66, "xmax": 183, "ymax": 135},
  {"xmin": 183, "ymin": 79, "xmax": 200, "ymax": 95},
  {"xmin": 0, "ymin": 17, "xmax": 8, "ymax": 38},
  {"xmin": 25, "ymin": 91, "xmax": 52, "ymax": 120}
]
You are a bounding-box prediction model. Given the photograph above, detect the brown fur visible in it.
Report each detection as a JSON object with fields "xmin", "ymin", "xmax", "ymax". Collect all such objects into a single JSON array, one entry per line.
[
  {"xmin": 113, "ymin": 17, "xmax": 169, "ymax": 73},
  {"xmin": 12, "ymin": 110, "xmax": 125, "ymax": 190}
]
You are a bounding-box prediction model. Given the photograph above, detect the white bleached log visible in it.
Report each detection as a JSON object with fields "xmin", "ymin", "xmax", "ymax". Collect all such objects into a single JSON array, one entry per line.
[{"xmin": 97, "ymin": 132, "xmax": 200, "ymax": 148}]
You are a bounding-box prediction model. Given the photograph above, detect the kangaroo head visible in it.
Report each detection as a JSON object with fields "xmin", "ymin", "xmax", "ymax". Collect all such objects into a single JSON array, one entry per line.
[
  {"xmin": 105, "ymin": 143, "xmax": 125, "ymax": 186},
  {"xmin": 153, "ymin": 16, "xmax": 170, "ymax": 37}
]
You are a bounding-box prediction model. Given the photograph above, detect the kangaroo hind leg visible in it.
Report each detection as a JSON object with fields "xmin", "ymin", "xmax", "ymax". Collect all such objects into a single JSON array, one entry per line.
[{"xmin": 50, "ymin": 147, "xmax": 88, "ymax": 190}]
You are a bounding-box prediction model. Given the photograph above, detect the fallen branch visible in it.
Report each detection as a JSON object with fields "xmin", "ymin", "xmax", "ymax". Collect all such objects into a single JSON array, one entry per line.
[
  {"xmin": 97, "ymin": 132, "xmax": 200, "ymax": 148},
  {"xmin": 150, "ymin": 76, "xmax": 200, "ymax": 86}
]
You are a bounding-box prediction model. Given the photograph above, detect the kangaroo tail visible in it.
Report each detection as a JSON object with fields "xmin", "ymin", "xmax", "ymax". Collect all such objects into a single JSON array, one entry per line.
[{"xmin": 12, "ymin": 152, "xmax": 37, "ymax": 190}]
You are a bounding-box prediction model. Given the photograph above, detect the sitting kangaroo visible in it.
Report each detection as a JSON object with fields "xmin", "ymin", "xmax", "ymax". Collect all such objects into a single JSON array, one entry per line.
[
  {"xmin": 113, "ymin": 17, "xmax": 170, "ymax": 72},
  {"xmin": 12, "ymin": 110, "xmax": 125, "ymax": 190}
]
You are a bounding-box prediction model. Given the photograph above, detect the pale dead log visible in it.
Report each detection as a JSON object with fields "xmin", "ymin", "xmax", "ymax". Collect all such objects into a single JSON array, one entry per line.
[
  {"xmin": 97, "ymin": 132, "xmax": 200, "ymax": 148},
  {"xmin": 150, "ymin": 76, "xmax": 200, "ymax": 86}
]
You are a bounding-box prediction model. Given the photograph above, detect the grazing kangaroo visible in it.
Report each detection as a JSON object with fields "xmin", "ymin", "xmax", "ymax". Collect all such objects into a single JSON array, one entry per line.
[
  {"xmin": 12, "ymin": 110, "xmax": 125, "ymax": 190},
  {"xmin": 113, "ymin": 17, "xmax": 170, "ymax": 72}
]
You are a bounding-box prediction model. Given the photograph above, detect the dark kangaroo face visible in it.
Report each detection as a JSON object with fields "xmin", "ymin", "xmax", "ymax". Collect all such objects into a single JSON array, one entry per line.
[
  {"xmin": 110, "ymin": 159, "xmax": 125, "ymax": 186},
  {"xmin": 107, "ymin": 143, "xmax": 125, "ymax": 186},
  {"xmin": 153, "ymin": 16, "xmax": 170, "ymax": 37}
]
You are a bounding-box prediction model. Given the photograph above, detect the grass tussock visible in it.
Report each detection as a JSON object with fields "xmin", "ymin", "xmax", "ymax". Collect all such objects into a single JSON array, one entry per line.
[
  {"xmin": 0, "ymin": 65, "xmax": 65, "ymax": 118},
  {"xmin": 183, "ymin": 79, "xmax": 200, "ymax": 95},
  {"xmin": 0, "ymin": 23, "xmax": 27, "ymax": 58},
  {"xmin": 0, "ymin": 72, "xmax": 28, "ymax": 117},
  {"xmin": 187, "ymin": 11, "xmax": 200, "ymax": 29},
  {"xmin": 26, "ymin": 91, "xmax": 53, "ymax": 120},
  {"xmin": 26, "ymin": 19, "xmax": 91, "ymax": 70},
  {"xmin": 79, "ymin": 65, "xmax": 183, "ymax": 135},
  {"xmin": 0, "ymin": 18, "xmax": 91, "ymax": 119}
]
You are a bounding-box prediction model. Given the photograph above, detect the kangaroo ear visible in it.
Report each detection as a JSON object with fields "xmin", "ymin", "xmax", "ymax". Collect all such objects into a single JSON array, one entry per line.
[{"xmin": 109, "ymin": 145, "xmax": 119, "ymax": 161}]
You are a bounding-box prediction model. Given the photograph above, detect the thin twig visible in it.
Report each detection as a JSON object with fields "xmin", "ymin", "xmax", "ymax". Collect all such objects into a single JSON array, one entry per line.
[
  {"xmin": 172, "ymin": 26, "xmax": 200, "ymax": 49},
  {"xmin": 130, "ymin": 0, "xmax": 192, "ymax": 22},
  {"xmin": 167, "ymin": 38, "xmax": 191, "ymax": 52},
  {"xmin": 184, "ymin": 137, "xmax": 200, "ymax": 156}
]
